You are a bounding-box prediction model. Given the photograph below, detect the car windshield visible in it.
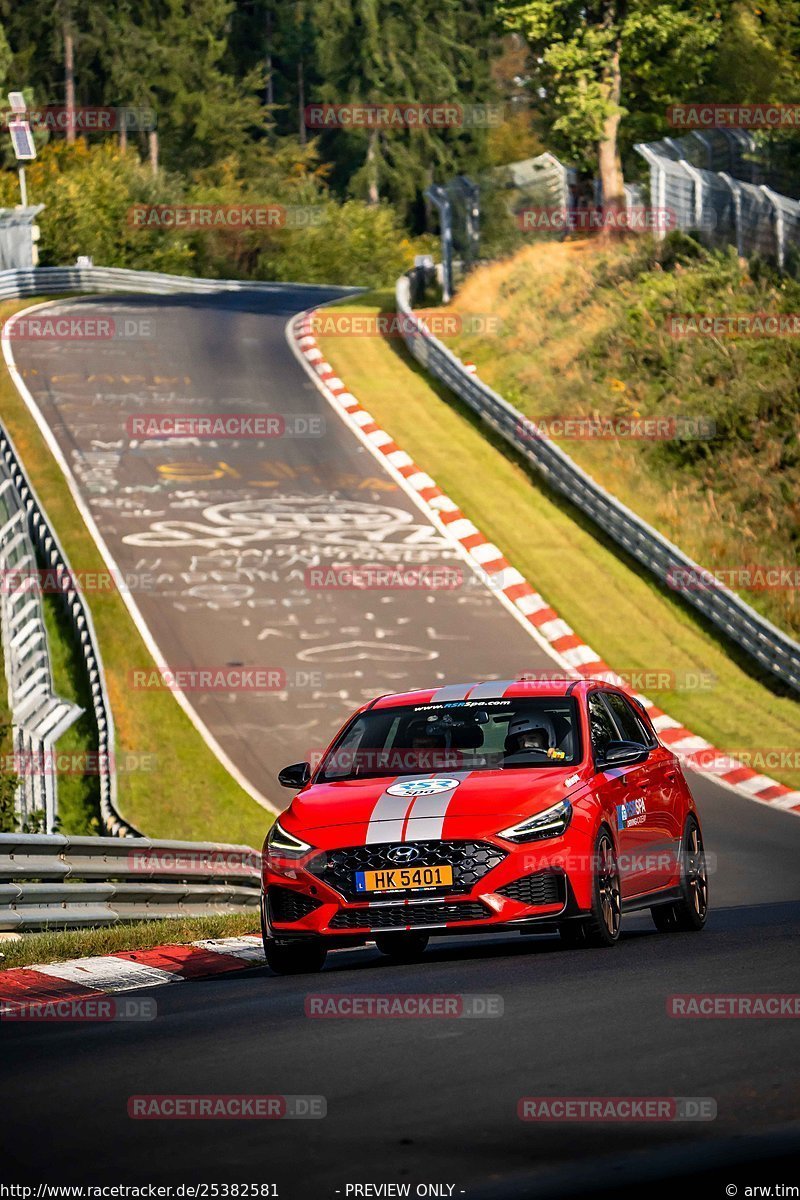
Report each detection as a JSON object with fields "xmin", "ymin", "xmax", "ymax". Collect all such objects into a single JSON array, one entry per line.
[{"xmin": 317, "ymin": 697, "xmax": 581, "ymax": 782}]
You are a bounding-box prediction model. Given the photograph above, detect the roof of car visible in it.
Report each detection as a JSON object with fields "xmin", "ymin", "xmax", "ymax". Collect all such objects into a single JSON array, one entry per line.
[{"xmin": 368, "ymin": 677, "xmax": 613, "ymax": 710}]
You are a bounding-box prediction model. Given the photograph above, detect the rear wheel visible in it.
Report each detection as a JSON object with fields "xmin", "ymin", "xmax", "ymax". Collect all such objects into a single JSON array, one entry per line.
[
  {"xmin": 374, "ymin": 932, "xmax": 429, "ymax": 962},
  {"xmin": 264, "ymin": 938, "xmax": 327, "ymax": 975},
  {"xmin": 651, "ymin": 816, "xmax": 708, "ymax": 932},
  {"xmin": 559, "ymin": 828, "xmax": 621, "ymax": 948}
]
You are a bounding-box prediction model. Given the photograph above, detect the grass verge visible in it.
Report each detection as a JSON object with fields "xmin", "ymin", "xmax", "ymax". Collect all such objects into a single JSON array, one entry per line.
[
  {"xmin": 317, "ymin": 290, "xmax": 800, "ymax": 790},
  {"xmin": 0, "ymin": 911, "xmax": 259, "ymax": 972},
  {"xmin": 0, "ymin": 297, "xmax": 270, "ymax": 845},
  {"xmin": 448, "ymin": 236, "xmax": 800, "ymax": 638},
  {"xmin": 40, "ymin": 591, "xmax": 100, "ymax": 833}
]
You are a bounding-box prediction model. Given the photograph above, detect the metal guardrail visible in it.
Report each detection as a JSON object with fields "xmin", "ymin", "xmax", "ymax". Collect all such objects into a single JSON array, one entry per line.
[
  {"xmin": 396, "ymin": 271, "xmax": 800, "ymax": 695},
  {"xmin": 0, "ymin": 264, "xmax": 351, "ymax": 302},
  {"xmin": 0, "ymin": 463, "xmax": 82, "ymax": 833},
  {"xmin": 0, "ymin": 422, "xmax": 136, "ymax": 837},
  {"xmin": 0, "ymin": 832, "xmax": 260, "ymax": 930}
]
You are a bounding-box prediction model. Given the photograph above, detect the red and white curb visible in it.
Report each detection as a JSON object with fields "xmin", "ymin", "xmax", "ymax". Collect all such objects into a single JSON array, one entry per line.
[
  {"xmin": 0, "ymin": 935, "xmax": 265, "ymax": 1010},
  {"xmin": 288, "ymin": 310, "xmax": 800, "ymax": 817}
]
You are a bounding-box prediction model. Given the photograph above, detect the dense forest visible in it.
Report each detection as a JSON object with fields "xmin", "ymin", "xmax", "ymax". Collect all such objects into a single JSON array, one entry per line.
[{"xmin": 0, "ymin": 1, "xmax": 797, "ymax": 282}]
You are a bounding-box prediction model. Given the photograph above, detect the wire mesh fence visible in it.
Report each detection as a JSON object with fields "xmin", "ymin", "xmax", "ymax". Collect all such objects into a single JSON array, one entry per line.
[{"xmin": 635, "ymin": 137, "xmax": 800, "ymax": 270}]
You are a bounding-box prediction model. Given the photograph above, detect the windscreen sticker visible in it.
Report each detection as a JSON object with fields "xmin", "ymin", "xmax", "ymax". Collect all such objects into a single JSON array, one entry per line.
[{"xmin": 413, "ymin": 700, "xmax": 511, "ymax": 712}]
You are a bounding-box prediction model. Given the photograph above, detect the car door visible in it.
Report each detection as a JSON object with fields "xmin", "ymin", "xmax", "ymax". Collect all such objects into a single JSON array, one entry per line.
[
  {"xmin": 587, "ymin": 691, "xmax": 648, "ymax": 898},
  {"xmin": 602, "ymin": 690, "xmax": 678, "ymax": 891}
]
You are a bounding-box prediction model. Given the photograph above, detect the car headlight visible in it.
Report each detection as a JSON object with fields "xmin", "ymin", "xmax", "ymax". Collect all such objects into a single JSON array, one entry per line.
[
  {"xmin": 266, "ymin": 819, "xmax": 313, "ymax": 858},
  {"xmin": 498, "ymin": 799, "xmax": 572, "ymax": 843}
]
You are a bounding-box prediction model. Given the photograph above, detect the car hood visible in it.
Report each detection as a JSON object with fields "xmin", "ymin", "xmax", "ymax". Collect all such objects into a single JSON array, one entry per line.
[{"xmin": 282, "ymin": 768, "xmax": 588, "ymax": 845}]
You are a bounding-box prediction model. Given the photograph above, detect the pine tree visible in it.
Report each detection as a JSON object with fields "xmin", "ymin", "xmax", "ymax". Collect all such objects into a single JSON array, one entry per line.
[{"xmin": 313, "ymin": 0, "xmax": 495, "ymax": 218}]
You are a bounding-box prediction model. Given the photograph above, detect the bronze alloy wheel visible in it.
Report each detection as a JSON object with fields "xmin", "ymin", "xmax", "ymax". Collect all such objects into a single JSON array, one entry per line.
[{"xmin": 652, "ymin": 815, "xmax": 709, "ymax": 933}]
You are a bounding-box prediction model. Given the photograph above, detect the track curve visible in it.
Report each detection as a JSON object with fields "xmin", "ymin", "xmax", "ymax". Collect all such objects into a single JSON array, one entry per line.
[{"xmin": 7, "ymin": 288, "xmax": 562, "ymax": 806}]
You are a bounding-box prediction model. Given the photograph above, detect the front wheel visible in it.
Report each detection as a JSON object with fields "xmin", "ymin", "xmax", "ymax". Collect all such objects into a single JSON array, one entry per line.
[
  {"xmin": 264, "ymin": 938, "xmax": 328, "ymax": 975},
  {"xmin": 374, "ymin": 932, "xmax": 429, "ymax": 962},
  {"xmin": 559, "ymin": 827, "xmax": 621, "ymax": 948},
  {"xmin": 651, "ymin": 815, "xmax": 708, "ymax": 932}
]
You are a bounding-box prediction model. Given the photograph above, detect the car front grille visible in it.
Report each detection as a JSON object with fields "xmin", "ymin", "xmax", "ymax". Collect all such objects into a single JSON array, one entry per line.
[
  {"xmin": 329, "ymin": 900, "xmax": 489, "ymax": 931},
  {"xmin": 307, "ymin": 840, "xmax": 506, "ymax": 900},
  {"xmin": 495, "ymin": 870, "xmax": 565, "ymax": 907},
  {"xmin": 268, "ymin": 885, "xmax": 322, "ymax": 924}
]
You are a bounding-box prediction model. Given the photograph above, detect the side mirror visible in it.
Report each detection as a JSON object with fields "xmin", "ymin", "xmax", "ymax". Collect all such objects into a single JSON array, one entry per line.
[
  {"xmin": 278, "ymin": 761, "xmax": 312, "ymax": 789},
  {"xmin": 599, "ymin": 740, "xmax": 649, "ymax": 768}
]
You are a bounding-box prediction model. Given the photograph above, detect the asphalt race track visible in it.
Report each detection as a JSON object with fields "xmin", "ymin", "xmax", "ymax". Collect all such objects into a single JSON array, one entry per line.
[
  {"xmin": 8, "ymin": 288, "xmax": 564, "ymax": 803},
  {"xmin": 3, "ymin": 290, "xmax": 799, "ymax": 1195}
]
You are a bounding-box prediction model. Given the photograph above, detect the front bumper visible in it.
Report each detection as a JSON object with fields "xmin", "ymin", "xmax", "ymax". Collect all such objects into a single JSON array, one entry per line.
[{"xmin": 263, "ymin": 833, "xmax": 590, "ymax": 940}]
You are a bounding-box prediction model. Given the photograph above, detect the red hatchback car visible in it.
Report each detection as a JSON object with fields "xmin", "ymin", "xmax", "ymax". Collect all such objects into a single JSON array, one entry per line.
[{"xmin": 261, "ymin": 679, "xmax": 708, "ymax": 973}]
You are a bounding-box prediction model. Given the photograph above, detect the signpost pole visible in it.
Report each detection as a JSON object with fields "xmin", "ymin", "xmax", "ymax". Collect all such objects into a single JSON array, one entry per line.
[{"xmin": 7, "ymin": 91, "xmax": 36, "ymax": 208}]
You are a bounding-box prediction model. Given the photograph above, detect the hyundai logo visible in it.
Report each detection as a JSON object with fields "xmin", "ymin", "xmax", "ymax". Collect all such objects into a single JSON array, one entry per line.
[{"xmin": 386, "ymin": 845, "xmax": 421, "ymax": 864}]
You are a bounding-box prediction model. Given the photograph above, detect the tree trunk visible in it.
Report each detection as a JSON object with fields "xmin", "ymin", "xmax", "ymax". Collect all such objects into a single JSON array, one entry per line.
[
  {"xmin": 297, "ymin": 59, "xmax": 306, "ymax": 144},
  {"xmin": 366, "ymin": 128, "xmax": 379, "ymax": 206},
  {"xmin": 64, "ymin": 24, "xmax": 76, "ymax": 145},
  {"xmin": 598, "ymin": 23, "xmax": 625, "ymax": 234},
  {"xmin": 119, "ymin": 122, "xmax": 127, "ymax": 153},
  {"xmin": 265, "ymin": 8, "xmax": 274, "ymax": 105},
  {"xmin": 148, "ymin": 129, "xmax": 159, "ymax": 176}
]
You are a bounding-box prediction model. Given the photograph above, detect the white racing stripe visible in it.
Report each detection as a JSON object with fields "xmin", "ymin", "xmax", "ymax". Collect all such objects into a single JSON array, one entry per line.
[
  {"xmin": 365, "ymin": 773, "xmax": 471, "ymax": 844},
  {"xmin": 466, "ymin": 679, "xmax": 516, "ymax": 700},
  {"xmin": 402, "ymin": 793, "xmax": 454, "ymax": 841},
  {"xmin": 429, "ymin": 684, "xmax": 474, "ymax": 702},
  {"xmin": 365, "ymin": 791, "xmax": 417, "ymax": 844}
]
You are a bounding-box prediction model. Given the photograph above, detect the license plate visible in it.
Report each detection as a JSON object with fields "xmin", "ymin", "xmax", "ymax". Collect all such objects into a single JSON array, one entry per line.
[{"xmin": 355, "ymin": 865, "xmax": 453, "ymax": 893}]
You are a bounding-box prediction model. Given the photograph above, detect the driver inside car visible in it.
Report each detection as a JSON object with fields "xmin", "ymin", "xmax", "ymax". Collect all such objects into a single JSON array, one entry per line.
[{"xmin": 504, "ymin": 713, "xmax": 564, "ymax": 760}]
